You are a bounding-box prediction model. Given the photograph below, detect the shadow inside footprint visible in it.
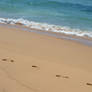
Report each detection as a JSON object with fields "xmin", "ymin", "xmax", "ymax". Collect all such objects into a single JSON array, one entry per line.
[
  {"xmin": 10, "ymin": 60, "xmax": 14, "ymax": 62},
  {"xmin": 56, "ymin": 75, "xmax": 69, "ymax": 79},
  {"xmin": 32, "ymin": 65, "xmax": 38, "ymax": 68},
  {"xmin": 1, "ymin": 58, "xmax": 15, "ymax": 63},
  {"xmin": 2, "ymin": 59, "xmax": 7, "ymax": 61},
  {"xmin": 56, "ymin": 75, "xmax": 61, "ymax": 78},
  {"xmin": 62, "ymin": 76, "xmax": 69, "ymax": 79},
  {"xmin": 32, "ymin": 65, "xmax": 40, "ymax": 70},
  {"xmin": 86, "ymin": 83, "xmax": 92, "ymax": 86}
]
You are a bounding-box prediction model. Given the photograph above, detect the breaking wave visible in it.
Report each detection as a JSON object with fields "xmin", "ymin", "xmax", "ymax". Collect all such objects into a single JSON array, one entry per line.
[{"xmin": 0, "ymin": 17, "xmax": 92, "ymax": 38}]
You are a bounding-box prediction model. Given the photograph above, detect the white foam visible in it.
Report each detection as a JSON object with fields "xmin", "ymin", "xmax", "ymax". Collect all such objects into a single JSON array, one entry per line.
[{"xmin": 0, "ymin": 17, "xmax": 92, "ymax": 38}]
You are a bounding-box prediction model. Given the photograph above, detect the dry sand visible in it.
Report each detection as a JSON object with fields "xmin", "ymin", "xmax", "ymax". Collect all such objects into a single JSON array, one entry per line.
[{"xmin": 0, "ymin": 25, "xmax": 92, "ymax": 92}]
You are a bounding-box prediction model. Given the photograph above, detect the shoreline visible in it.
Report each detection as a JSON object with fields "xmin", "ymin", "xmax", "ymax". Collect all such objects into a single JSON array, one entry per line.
[
  {"xmin": 0, "ymin": 23, "xmax": 92, "ymax": 47},
  {"xmin": 0, "ymin": 24, "xmax": 92, "ymax": 92},
  {"xmin": 0, "ymin": 17, "xmax": 92, "ymax": 39}
]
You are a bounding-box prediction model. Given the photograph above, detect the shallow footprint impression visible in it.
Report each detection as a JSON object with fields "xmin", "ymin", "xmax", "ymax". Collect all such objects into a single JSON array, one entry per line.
[
  {"xmin": 86, "ymin": 83, "xmax": 92, "ymax": 86},
  {"xmin": 2, "ymin": 59, "xmax": 7, "ymax": 62},
  {"xmin": 31, "ymin": 65, "xmax": 40, "ymax": 70},
  {"xmin": 1, "ymin": 58, "xmax": 15, "ymax": 63},
  {"xmin": 56, "ymin": 75, "xmax": 69, "ymax": 79}
]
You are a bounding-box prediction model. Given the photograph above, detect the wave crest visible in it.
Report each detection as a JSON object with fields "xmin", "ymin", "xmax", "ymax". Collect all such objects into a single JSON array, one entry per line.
[{"xmin": 0, "ymin": 17, "xmax": 92, "ymax": 38}]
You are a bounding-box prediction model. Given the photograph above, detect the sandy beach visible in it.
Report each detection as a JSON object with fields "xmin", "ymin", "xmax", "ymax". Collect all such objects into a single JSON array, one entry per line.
[{"xmin": 0, "ymin": 25, "xmax": 92, "ymax": 92}]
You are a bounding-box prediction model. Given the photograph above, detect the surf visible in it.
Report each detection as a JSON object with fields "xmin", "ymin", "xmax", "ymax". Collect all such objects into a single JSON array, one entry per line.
[{"xmin": 0, "ymin": 17, "xmax": 92, "ymax": 38}]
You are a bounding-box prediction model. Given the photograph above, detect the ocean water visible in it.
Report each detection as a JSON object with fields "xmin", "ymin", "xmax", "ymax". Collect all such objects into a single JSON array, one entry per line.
[{"xmin": 0, "ymin": 0, "xmax": 92, "ymax": 37}]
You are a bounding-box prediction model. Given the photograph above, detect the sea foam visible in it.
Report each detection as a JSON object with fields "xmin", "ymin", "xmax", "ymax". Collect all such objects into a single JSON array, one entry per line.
[{"xmin": 0, "ymin": 18, "xmax": 92, "ymax": 38}]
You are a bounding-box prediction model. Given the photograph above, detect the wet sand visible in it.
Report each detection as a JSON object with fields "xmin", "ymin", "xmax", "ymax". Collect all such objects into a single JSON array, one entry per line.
[{"xmin": 0, "ymin": 25, "xmax": 92, "ymax": 92}]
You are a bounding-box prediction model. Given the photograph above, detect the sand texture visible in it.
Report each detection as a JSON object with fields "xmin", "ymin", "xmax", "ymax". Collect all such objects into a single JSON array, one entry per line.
[{"xmin": 0, "ymin": 26, "xmax": 92, "ymax": 92}]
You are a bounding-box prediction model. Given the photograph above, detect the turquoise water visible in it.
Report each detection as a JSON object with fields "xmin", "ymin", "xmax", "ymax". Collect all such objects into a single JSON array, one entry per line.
[{"xmin": 0, "ymin": 0, "xmax": 92, "ymax": 37}]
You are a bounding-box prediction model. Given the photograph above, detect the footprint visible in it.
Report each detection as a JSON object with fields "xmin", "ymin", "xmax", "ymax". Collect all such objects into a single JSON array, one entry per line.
[
  {"xmin": 31, "ymin": 65, "xmax": 40, "ymax": 70},
  {"xmin": 56, "ymin": 75, "xmax": 61, "ymax": 78},
  {"xmin": 2, "ymin": 59, "xmax": 7, "ymax": 62},
  {"xmin": 32, "ymin": 65, "xmax": 38, "ymax": 68},
  {"xmin": 56, "ymin": 75, "xmax": 69, "ymax": 79},
  {"xmin": 1, "ymin": 58, "xmax": 15, "ymax": 63},
  {"xmin": 62, "ymin": 76, "xmax": 69, "ymax": 79},
  {"xmin": 10, "ymin": 60, "xmax": 14, "ymax": 62},
  {"xmin": 86, "ymin": 83, "xmax": 92, "ymax": 86}
]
